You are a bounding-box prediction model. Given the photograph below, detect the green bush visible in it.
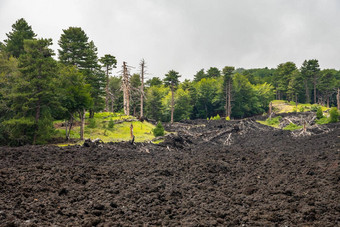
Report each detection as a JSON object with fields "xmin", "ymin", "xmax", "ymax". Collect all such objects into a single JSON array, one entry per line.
[
  {"xmin": 311, "ymin": 104, "xmax": 319, "ymax": 112},
  {"xmin": 225, "ymin": 116, "xmax": 230, "ymax": 121},
  {"xmin": 153, "ymin": 122, "xmax": 165, "ymax": 137},
  {"xmin": 88, "ymin": 118, "xmax": 96, "ymax": 128},
  {"xmin": 108, "ymin": 118, "xmax": 114, "ymax": 129},
  {"xmin": 316, "ymin": 107, "xmax": 323, "ymax": 119},
  {"xmin": 266, "ymin": 116, "xmax": 282, "ymax": 126},
  {"xmin": 329, "ymin": 107, "xmax": 339, "ymax": 123},
  {"xmin": 316, "ymin": 117, "xmax": 329, "ymax": 125},
  {"xmin": 210, "ymin": 114, "xmax": 221, "ymax": 120},
  {"xmin": 299, "ymin": 106, "xmax": 305, "ymax": 112},
  {"xmin": 283, "ymin": 123, "xmax": 302, "ymax": 131}
]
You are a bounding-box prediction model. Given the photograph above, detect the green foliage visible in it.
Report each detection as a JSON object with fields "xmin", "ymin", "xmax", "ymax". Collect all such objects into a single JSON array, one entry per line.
[
  {"xmin": 4, "ymin": 18, "xmax": 36, "ymax": 58},
  {"xmin": 2, "ymin": 117, "xmax": 35, "ymax": 145},
  {"xmin": 316, "ymin": 107, "xmax": 323, "ymax": 119},
  {"xmin": 225, "ymin": 116, "xmax": 230, "ymax": 121},
  {"xmin": 283, "ymin": 123, "xmax": 302, "ymax": 131},
  {"xmin": 108, "ymin": 118, "xmax": 114, "ymax": 129},
  {"xmin": 146, "ymin": 77, "xmax": 162, "ymax": 87},
  {"xmin": 210, "ymin": 114, "xmax": 221, "ymax": 120},
  {"xmin": 193, "ymin": 69, "xmax": 206, "ymax": 82},
  {"xmin": 152, "ymin": 122, "xmax": 165, "ymax": 137},
  {"xmin": 206, "ymin": 67, "xmax": 220, "ymax": 78},
  {"xmin": 316, "ymin": 117, "xmax": 329, "ymax": 125},
  {"xmin": 88, "ymin": 118, "xmax": 96, "ymax": 128},
  {"xmin": 329, "ymin": 107, "xmax": 339, "ymax": 123},
  {"xmin": 265, "ymin": 116, "xmax": 282, "ymax": 128},
  {"xmin": 299, "ymin": 106, "xmax": 305, "ymax": 112},
  {"xmin": 311, "ymin": 104, "xmax": 319, "ymax": 112},
  {"xmin": 174, "ymin": 88, "xmax": 192, "ymax": 121}
]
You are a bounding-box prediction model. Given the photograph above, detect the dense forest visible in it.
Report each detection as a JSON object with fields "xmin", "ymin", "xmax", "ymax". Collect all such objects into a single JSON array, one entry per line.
[{"xmin": 1, "ymin": 18, "xmax": 340, "ymax": 145}]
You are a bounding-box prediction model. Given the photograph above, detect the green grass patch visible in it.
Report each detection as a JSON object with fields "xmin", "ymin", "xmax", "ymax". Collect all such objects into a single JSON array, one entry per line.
[
  {"xmin": 283, "ymin": 123, "xmax": 303, "ymax": 131},
  {"xmin": 271, "ymin": 100, "xmax": 329, "ymax": 114},
  {"xmin": 316, "ymin": 117, "xmax": 329, "ymax": 125},
  {"xmin": 54, "ymin": 112, "xmax": 158, "ymax": 145},
  {"xmin": 257, "ymin": 116, "xmax": 282, "ymax": 128}
]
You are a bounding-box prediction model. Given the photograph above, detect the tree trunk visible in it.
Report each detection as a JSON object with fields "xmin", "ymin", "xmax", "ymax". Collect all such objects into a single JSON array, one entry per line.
[
  {"xmin": 140, "ymin": 60, "xmax": 145, "ymax": 118},
  {"xmin": 337, "ymin": 88, "xmax": 340, "ymax": 110},
  {"xmin": 79, "ymin": 109, "xmax": 85, "ymax": 140},
  {"xmin": 225, "ymin": 80, "xmax": 228, "ymax": 117},
  {"xmin": 313, "ymin": 77, "xmax": 317, "ymax": 104},
  {"xmin": 65, "ymin": 120, "xmax": 68, "ymax": 140},
  {"xmin": 67, "ymin": 116, "xmax": 73, "ymax": 140},
  {"xmin": 304, "ymin": 79, "xmax": 310, "ymax": 103},
  {"xmin": 227, "ymin": 79, "xmax": 232, "ymax": 118},
  {"xmin": 327, "ymin": 96, "xmax": 330, "ymax": 108},
  {"xmin": 105, "ymin": 66, "xmax": 109, "ymax": 112},
  {"xmin": 122, "ymin": 62, "xmax": 130, "ymax": 116},
  {"xmin": 171, "ymin": 85, "xmax": 174, "ymax": 124}
]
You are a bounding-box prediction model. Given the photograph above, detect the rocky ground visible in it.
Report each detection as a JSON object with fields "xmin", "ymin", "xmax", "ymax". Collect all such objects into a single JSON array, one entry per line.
[{"xmin": 0, "ymin": 114, "xmax": 339, "ymax": 226}]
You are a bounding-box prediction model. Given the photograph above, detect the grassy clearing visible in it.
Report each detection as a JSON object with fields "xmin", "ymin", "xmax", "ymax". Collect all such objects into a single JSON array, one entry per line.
[
  {"xmin": 54, "ymin": 112, "xmax": 157, "ymax": 145},
  {"xmin": 271, "ymin": 100, "xmax": 329, "ymax": 114}
]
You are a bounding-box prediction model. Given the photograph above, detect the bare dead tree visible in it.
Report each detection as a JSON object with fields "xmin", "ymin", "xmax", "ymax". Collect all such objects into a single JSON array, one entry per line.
[
  {"xmin": 140, "ymin": 59, "xmax": 146, "ymax": 118},
  {"xmin": 121, "ymin": 62, "xmax": 133, "ymax": 116}
]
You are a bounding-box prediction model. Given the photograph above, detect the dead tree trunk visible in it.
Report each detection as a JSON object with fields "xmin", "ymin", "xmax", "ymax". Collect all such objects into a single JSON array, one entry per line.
[
  {"xmin": 140, "ymin": 59, "xmax": 145, "ymax": 118},
  {"xmin": 122, "ymin": 62, "xmax": 130, "ymax": 116}
]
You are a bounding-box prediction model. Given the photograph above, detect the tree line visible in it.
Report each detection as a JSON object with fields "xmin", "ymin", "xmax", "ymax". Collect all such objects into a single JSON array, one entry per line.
[{"xmin": 1, "ymin": 18, "xmax": 340, "ymax": 145}]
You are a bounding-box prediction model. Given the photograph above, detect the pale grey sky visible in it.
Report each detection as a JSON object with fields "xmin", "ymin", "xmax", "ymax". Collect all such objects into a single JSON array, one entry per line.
[{"xmin": 1, "ymin": 0, "xmax": 339, "ymax": 80}]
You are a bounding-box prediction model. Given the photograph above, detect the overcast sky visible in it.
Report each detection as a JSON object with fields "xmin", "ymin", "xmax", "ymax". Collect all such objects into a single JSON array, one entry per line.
[{"xmin": 1, "ymin": 0, "xmax": 339, "ymax": 80}]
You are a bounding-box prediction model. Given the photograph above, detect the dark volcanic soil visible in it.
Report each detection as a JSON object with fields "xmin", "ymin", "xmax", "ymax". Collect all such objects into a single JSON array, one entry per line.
[{"xmin": 0, "ymin": 118, "xmax": 339, "ymax": 226}]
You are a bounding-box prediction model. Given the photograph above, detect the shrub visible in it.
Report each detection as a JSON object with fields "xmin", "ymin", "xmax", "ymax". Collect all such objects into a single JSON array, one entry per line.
[
  {"xmin": 225, "ymin": 116, "xmax": 230, "ymax": 121},
  {"xmin": 299, "ymin": 106, "xmax": 305, "ymax": 112},
  {"xmin": 88, "ymin": 118, "xmax": 96, "ymax": 128},
  {"xmin": 316, "ymin": 107, "xmax": 323, "ymax": 119},
  {"xmin": 210, "ymin": 114, "xmax": 221, "ymax": 120},
  {"xmin": 153, "ymin": 122, "xmax": 165, "ymax": 137},
  {"xmin": 329, "ymin": 107, "xmax": 339, "ymax": 123},
  {"xmin": 108, "ymin": 118, "xmax": 114, "ymax": 129},
  {"xmin": 283, "ymin": 123, "xmax": 302, "ymax": 131},
  {"xmin": 292, "ymin": 107, "xmax": 297, "ymax": 113},
  {"xmin": 266, "ymin": 116, "xmax": 282, "ymax": 126},
  {"xmin": 311, "ymin": 104, "xmax": 319, "ymax": 112}
]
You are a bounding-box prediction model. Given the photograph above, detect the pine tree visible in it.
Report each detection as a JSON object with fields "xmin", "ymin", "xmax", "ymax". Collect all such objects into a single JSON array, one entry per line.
[
  {"xmin": 4, "ymin": 18, "xmax": 36, "ymax": 58},
  {"xmin": 99, "ymin": 54, "xmax": 117, "ymax": 112},
  {"xmin": 164, "ymin": 70, "xmax": 181, "ymax": 123}
]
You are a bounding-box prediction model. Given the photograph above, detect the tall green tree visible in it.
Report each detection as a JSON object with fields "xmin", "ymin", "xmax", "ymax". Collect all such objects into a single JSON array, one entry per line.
[
  {"xmin": 145, "ymin": 85, "xmax": 168, "ymax": 121},
  {"xmin": 276, "ymin": 62, "xmax": 297, "ymax": 100},
  {"xmin": 193, "ymin": 69, "xmax": 206, "ymax": 82},
  {"xmin": 83, "ymin": 41, "xmax": 106, "ymax": 117},
  {"xmin": 58, "ymin": 65, "xmax": 93, "ymax": 140},
  {"xmin": 206, "ymin": 67, "xmax": 221, "ymax": 78},
  {"xmin": 99, "ymin": 54, "xmax": 117, "ymax": 112},
  {"xmin": 318, "ymin": 69, "xmax": 338, "ymax": 107},
  {"xmin": 300, "ymin": 59, "xmax": 320, "ymax": 104},
  {"xmin": 3, "ymin": 39, "xmax": 58, "ymax": 145},
  {"xmin": 58, "ymin": 28, "xmax": 106, "ymax": 118},
  {"xmin": 130, "ymin": 73, "xmax": 142, "ymax": 116},
  {"xmin": 58, "ymin": 27, "xmax": 89, "ymax": 68},
  {"xmin": 164, "ymin": 70, "xmax": 181, "ymax": 123},
  {"xmin": 3, "ymin": 18, "xmax": 36, "ymax": 58},
  {"xmin": 108, "ymin": 76, "xmax": 123, "ymax": 112},
  {"xmin": 286, "ymin": 70, "xmax": 302, "ymax": 103},
  {"xmin": 146, "ymin": 77, "xmax": 162, "ymax": 87}
]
